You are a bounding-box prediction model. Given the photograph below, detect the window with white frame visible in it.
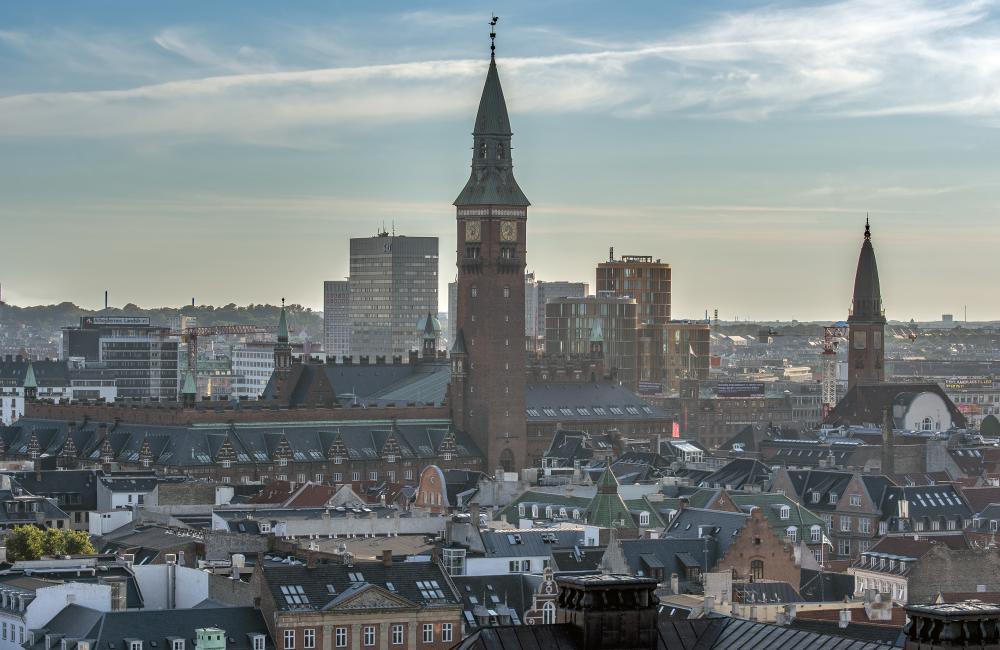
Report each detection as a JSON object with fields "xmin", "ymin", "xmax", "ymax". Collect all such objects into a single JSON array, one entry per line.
[
  {"xmin": 860, "ymin": 518, "xmax": 871, "ymax": 534},
  {"xmin": 840, "ymin": 516, "xmax": 852, "ymax": 532},
  {"xmin": 283, "ymin": 631, "xmax": 294, "ymax": 650},
  {"xmin": 130, "ymin": 642, "xmax": 142, "ymax": 650},
  {"xmin": 779, "ymin": 505, "xmax": 790, "ymax": 520},
  {"xmin": 335, "ymin": 629, "xmax": 347, "ymax": 648},
  {"xmin": 172, "ymin": 640, "xmax": 184, "ymax": 650},
  {"xmin": 303, "ymin": 630, "xmax": 315, "ymax": 649},
  {"xmin": 392, "ymin": 625, "xmax": 403, "ymax": 645},
  {"xmin": 810, "ymin": 525, "xmax": 821, "ymax": 543},
  {"xmin": 829, "ymin": 492, "xmax": 838, "ymax": 504},
  {"xmin": 363, "ymin": 626, "xmax": 375, "ymax": 647},
  {"xmin": 542, "ymin": 601, "xmax": 556, "ymax": 625},
  {"xmin": 369, "ymin": 471, "xmax": 378, "ymax": 481},
  {"xmin": 252, "ymin": 636, "xmax": 265, "ymax": 650},
  {"xmin": 352, "ymin": 471, "xmax": 361, "ymax": 482},
  {"xmin": 786, "ymin": 526, "xmax": 797, "ymax": 542},
  {"xmin": 442, "ymin": 624, "xmax": 452, "ymax": 643},
  {"xmin": 850, "ymin": 494, "xmax": 861, "ymax": 506},
  {"xmin": 639, "ymin": 511, "xmax": 650, "ymax": 526},
  {"xmin": 423, "ymin": 624, "xmax": 434, "ymax": 643}
]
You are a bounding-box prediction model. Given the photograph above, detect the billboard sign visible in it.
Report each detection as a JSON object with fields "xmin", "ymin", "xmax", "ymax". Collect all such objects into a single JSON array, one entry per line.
[
  {"xmin": 716, "ymin": 381, "xmax": 766, "ymax": 398},
  {"xmin": 82, "ymin": 316, "xmax": 151, "ymax": 327},
  {"xmin": 638, "ymin": 381, "xmax": 664, "ymax": 395}
]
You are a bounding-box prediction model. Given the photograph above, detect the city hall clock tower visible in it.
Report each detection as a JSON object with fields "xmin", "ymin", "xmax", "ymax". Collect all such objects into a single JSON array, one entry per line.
[{"xmin": 452, "ymin": 19, "xmax": 529, "ymax": 473}]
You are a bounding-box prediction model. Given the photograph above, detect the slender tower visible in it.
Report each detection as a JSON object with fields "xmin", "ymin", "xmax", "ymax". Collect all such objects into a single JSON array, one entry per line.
[
  {"xmin": 847, "ymin": 218, "xmax": 885, "ymax": 389},
  {"xmin": 274, "ymin": 298, "xmax": 292, "ymax": 375},
  {"xmin": 453, "ymin": 17, "xmax": 529, "ymax": 473}
]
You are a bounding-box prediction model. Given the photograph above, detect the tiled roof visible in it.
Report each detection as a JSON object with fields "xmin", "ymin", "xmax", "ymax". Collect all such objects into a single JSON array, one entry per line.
[
  {"xmin": 526, "ymin": 383, "xmax": 667, "ymax": 421},
  {"xmin": 261, "ymin": 559, "xmax": 459, "ymax": 611}
]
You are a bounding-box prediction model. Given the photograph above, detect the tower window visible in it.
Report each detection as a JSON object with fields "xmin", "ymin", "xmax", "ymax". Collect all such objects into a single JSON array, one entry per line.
[
  {"xmin": 471, "ymin": 287, "xmax": 478, "ymax": 298},
  {"xmin": 479, "ymin": 142, "xmax": 487, "ymax": 159},
  {"xmin": 503, "ymin": 286, "xmax": 510, "ymax": 298},
  {"xmin": 497, "ymin": 143, "xmax": 504, "ymax": 159}
]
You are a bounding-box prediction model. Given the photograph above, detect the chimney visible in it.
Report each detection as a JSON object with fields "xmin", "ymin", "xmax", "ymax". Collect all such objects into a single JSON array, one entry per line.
[
  {"xmin": 838, "ymin": 609, "xmax": 851, "ymax": 629},
  {"xmin": 882, "ymin": 406, "xmax": 895, "ymax": 476},
  {"xmin": 470, "ymin": 503, "xmax": 481, "ymax": 526},
  {"xmin": 556, "ymin": 575, "xmax": 659, "ymax": 650},
  {"xmin": 382, "ymin": 549, "xmax": 393, "ymax": 567},
  {"xmin": 306, "ymin": 551, "xmax": 317, "ymax": 569},
  {"xmin": 670, "ymin": 573, "xmax": 680, "ymax": 595}
]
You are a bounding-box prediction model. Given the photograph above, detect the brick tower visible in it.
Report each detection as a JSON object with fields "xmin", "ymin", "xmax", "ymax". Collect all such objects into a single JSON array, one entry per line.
[
  {"xmin": 452, "ymin": 21, "xmax": 529, "ymax": 473},
  {"xmin": 847, "ymin": 219, "xmax": 886, "ymax": 389}
]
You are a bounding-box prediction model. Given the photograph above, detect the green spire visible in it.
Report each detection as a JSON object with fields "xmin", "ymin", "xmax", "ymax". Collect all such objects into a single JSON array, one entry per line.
[
  {"xmin": 182, "ymin": 370, "xmax": 197, "ymax": 395},
  {"xmin": 277, "ymin": 298, "xmax": 289, "ymax": 343},
  {"xmin": 22, "ymin": 361, "xmax": 37, "ymax": 389},
  {"xmin": 586, "ymin": 467, "xmax": 635, "ymax": 529}
]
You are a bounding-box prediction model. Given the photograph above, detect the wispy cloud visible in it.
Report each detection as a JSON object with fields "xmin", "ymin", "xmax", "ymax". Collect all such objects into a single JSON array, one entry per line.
[{"xmin": 0, "ymin": 0, "xmax": 998, "ymax": 141}]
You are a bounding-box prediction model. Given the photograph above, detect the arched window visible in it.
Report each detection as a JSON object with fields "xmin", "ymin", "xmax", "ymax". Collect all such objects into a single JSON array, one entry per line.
[
  {"xmin": 639, "ymin": 511, "xmax": 650, "ymax": 526},
  {"xmin": 810, "ymin": 525, "xmax": 821, "ymax": 543},
  {"xmin": 779, "ymin": 505, "xmax": 790, "ymax": 520},
  {"xmin": 497, "ymin": 143, "xmax": 505, "ymax": 159},
  {"xmin": 479, "ymin": 142, "xmax": 487, "ymax": 159},
  {"xmin": 500, "ymin": 449, "xmax": 515, "ymax": 473},
  {"xmin": 750, "ymin": 560, "xmax": 764, "ymax": 581},
  {"xmin": 542, "ymin": 601, "xmax": 556, "ymax": 625},
  {"xmin": 786, "ymin": 526, "xmax": 797, "ymax": 542},
  {"xmin": 922, "ymin": 417, "xmax": 933, "ymax": 431}
]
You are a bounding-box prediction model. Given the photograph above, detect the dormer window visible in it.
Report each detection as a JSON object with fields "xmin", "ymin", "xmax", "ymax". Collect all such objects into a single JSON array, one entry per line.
[
  {"xmin": 277, "ymin": 458, "xmax": 288, "ymax": 467},
  {"xmin": 130, "ymin": 642, "xmax": 142, "ymax": 650},
  {"xmin": 173, "ymin": 640, "xmax": 185, "ymax": 650},
  {"xmin": 252, "ymin": 636, "xmax": 266, "ymax": 650},
  {"xmin": 385, "ymin": 454, "xmax": 396, "ymax": 464},
  {"xmin": 829, "ymin": 492, "xmax": 838, "ymax": 504},
  {"xmin": 639, "ymin": 511, "xmax": 650, "ymax": 526},
  {"xmin": 779, "ymin": 505, "xmax": 790, "ymax": 520},
  {"xmin": 811, "ymin": 492, "xmax": 820, "ymax": 504}
]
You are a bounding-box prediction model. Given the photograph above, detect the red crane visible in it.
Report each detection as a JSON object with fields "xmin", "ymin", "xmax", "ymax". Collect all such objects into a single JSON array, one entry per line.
[{"xmin": 168, "ymin": 324, "xmax": 277, "ymax": 379}]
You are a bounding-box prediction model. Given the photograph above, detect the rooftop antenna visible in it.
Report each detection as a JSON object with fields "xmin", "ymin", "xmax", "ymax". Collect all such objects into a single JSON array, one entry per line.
[
  {"xmin": 609, "ymin": 246, "xmax": 614, "ymax": 262},
  {"xmin": 490, "ymin": 15, "xmax": 498, "ymax": 58},
  {"xmin": 104, "ymin": 290, "xmax": 108, "ymax": 311}
]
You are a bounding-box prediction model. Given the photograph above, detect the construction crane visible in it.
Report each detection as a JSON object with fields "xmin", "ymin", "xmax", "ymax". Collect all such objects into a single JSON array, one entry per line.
[
  {"xmin": 821, "ymin": 323, "xmax": 849, "ymax": 416},
  {"xmin": 168, "ymin": 324, "xmax": 277, "ymax": 379}
]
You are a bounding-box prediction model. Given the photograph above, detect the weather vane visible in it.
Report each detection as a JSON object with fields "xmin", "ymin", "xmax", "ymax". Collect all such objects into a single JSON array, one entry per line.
[{"xmin": 490, "ymin": 15, "xmax": 499, "ymax": 57}]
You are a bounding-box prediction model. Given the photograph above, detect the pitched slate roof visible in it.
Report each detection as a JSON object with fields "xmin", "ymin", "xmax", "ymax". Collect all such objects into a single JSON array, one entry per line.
[
  {"xmin": 29, "ymin": 605, "xmax": 271, "ymax": 650},
  {"xmin": 730, "ymin": 493, "xmax": 826, "ymax": 539},
  {"xmin": 826, "ymin": 383, "xmax": 966, "ymax": 428},
  {"xmin": 878, "ymin": 484, "xmax": 972, "ymax": 526},
  {"xmin": 663, "ymin": 508, "xmax": 749, "ymax": 557},
  {"xmin": 0, "ymin": 359, "xmax": 69, "ymax": 388},
  {"xmin": 2, "ymin": 416, "xmax": 479, "ymax": 469},
  {"xmin": 800, "ymin": 569, "xmax": 856, "ymax": 602},
  {"xmin": 5, "ymin": 469, "xmax": 99, "ymax": 511},
  {"xmin": 479, "ymin": 529, "xmax": 584, "ymax": 558},
  {"xmin": 261, "ymin": 559, "xmax": 459, "ymax": 611},
  {"xmin": 699, "ymin": 458, "xmax": 772, "ymax": 490},
  {"xmin": 262, "ymin": 360, "xmax": 452, "ymax": 407},
  {"xmin": 526, "ymin": 383, "xmax": 667, "ymax": 422},
  {"xmin": 451, "ymin": 574, "xmax": 534, "ymax": 629}
]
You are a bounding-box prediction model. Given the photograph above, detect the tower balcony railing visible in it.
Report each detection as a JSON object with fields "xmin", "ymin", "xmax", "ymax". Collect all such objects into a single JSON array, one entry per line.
[
  {"xmin": 497, "ymin": 255, "xmax": 521, "ymax": 271},
  {"xmin": 460, "ymin": 256, "xmax": 483, "ymax": 271}
]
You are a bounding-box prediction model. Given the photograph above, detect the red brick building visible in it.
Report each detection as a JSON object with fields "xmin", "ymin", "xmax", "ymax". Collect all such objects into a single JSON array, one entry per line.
[{"xmin": 452, "ymin": 48, "xmax": 530, "ymax": 473}]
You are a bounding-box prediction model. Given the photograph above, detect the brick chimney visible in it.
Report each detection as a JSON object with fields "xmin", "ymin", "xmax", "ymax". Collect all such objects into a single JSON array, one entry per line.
[
  {"xmin": 556, "ymin": 575, "xmax": 659, "ymax": 649},
  {"xmin": 382, "ymin": 549, "xmax": 393, "ymax": 567},
  {"xmin": 904, "ymin": 601, "xmax": 1000, "ymax": 649}
]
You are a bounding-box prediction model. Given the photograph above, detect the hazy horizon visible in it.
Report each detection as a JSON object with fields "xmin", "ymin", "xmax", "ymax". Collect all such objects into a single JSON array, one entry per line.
[{"xmin": 2, "ymin": 1, "xmax": 999, "ymax": 321}]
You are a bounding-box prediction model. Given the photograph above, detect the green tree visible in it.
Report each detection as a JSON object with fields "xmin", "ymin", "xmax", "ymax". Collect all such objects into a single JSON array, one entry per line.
[
  {"xmin": 5, "ymin": 526, "xmax": 45, "ymax": 561},
  {"xmin": 982, "ymin": 414, "xmax": 1000, "ymax": 437},
  {"xmin": 63, "ymin": 529, "xmax": 95, "ymax": 555}
]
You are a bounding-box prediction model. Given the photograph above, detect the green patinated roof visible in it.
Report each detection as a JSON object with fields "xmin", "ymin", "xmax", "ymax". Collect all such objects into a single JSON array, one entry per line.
[
  {"xmin": 22, "ymin": 362, "xmax": 37, "ymax": 389},
  {"xmin": 731, "ymin": 493, "xmax": 825, "ymax": 534},
  {"xmin": 450, "ymin": 329, "xmax": 467, "ymax": 355},
  {"xmin": 454, "ymin": 57, "xmax": 529, "ymax": 207},
  {"xmin": 586, "ymin": 469, "xmax": 635, "ymax": 529},
  {"xmin": 182, "ymin": 371, "xmax": 197, "ymax": 395},
  {"xmin": 277, "ymin": 303, "xmax": 289, "ymax": 342},
  {"xmin": 473, "ymin": 57, "xmax": 511, "ymax": 136}
]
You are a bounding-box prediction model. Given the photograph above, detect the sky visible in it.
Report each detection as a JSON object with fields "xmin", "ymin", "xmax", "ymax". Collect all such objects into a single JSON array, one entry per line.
[{"xmin": 1, "ymin": 0, "xmax": 999, "ymax": 322}]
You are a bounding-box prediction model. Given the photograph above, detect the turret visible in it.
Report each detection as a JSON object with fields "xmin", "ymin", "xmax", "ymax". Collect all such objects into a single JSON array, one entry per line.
[
  {"xmin": 274, "ymin": 298, "xmax": 292, "ymax": 375},
  {"xmin": 847, "ymin": 218, "xmax": 886, "ymax": 389}
]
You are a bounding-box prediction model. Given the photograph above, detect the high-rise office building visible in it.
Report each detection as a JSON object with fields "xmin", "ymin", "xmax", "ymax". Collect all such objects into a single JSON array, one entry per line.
[
  {"xmin": 545, "ymin": 293, "xmax": 639, "ymax": 388},
  {"xmin": 597, "ymin": 253, "xmax": 671, "ymax": 326},
  {"xmin": 349, "ymin": 234, "xmax": 438, "ymax": 359},
  {"xmin": 323, "ymin": 280, "xmax": 351, "ymax": 358},
  {"xmin": 61, "ymin": 316, "xmax": 179, "ymax": 401}
]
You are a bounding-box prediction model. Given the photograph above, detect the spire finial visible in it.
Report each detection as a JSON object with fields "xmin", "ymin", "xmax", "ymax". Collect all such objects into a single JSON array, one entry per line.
[
  {"xmin": 865, "ymin": 213, "xmax": 871, "ymax": 240},
  {"xmin": 281, "ymin": 297, "xmax": 285, "ymax": 308},
  {"xmin": 489, "ymin": 15, "xmax": 498, "ymax": 58}
]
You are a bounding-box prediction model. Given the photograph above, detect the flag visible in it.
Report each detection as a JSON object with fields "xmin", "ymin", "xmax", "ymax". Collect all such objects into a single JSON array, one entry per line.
[
  {"xmin": 822, "ymin": 534, "xmax": 834, "ymax": 549},
  {"xmin": 688, "ymin": 344, "xmax": 697, "ymax": 356}
]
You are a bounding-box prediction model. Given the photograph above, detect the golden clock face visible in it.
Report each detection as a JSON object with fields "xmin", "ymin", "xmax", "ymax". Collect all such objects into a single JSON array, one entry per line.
[
  {"xmin": 500, "ymin": 220, "xmax": 517, "ymax": 242},
  {"xmin": 465, "ymin": 220, "xmax": 481, "ymax": 242}
]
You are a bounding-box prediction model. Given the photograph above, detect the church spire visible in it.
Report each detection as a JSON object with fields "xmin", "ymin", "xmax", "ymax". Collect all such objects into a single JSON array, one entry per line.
[
  {"xmin": 850, "ymin": 218, "xmax": 884, "ymax": 322},
  {"xmin": 454, "ymin": 16, "xmax": 529, "ymax": 208},
  {"xmin": 277, "ymin": 298, "xmax": 289, "ymax": 343}
]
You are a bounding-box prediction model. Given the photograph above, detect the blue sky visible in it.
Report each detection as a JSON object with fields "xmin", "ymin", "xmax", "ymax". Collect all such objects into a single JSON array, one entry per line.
[{"xmin": 1, "ymin": 0, "xmax": 999, "ymax": 321}]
